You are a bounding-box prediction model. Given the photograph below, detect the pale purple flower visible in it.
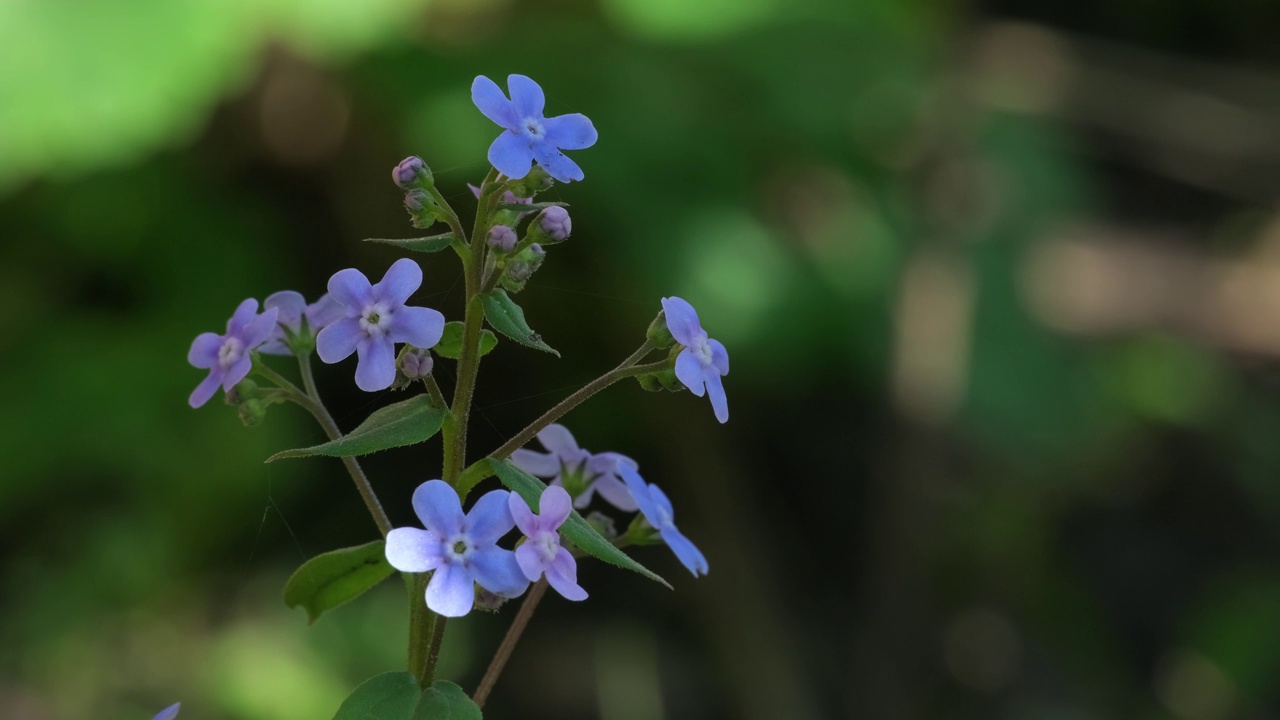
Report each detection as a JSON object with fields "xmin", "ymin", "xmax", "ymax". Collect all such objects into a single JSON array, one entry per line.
[
  {"xmin": 316, "ymin": 259, "xmax": 446, "ymax": 392},
  {"xmin": 511, "ymin": 424, "xmax": 638, "ymax": 512},
  {"xmin": 619, "ymin": 464, "xmax": 708, "ymax": 577},
  {"xmin": 661, "ymin": 297, "xmax": 729, "ymax": 423},
  {"xmin": 509, "ymin": 486, "xmax": 587, "ymax": 601},
  {"xmin": 471, "ymin": 74, "xmax": 598, "ymax": 183},
  {"xmin": 535, "ymin": 206, "xmax": 571, "ymax": 242},
  {"xmin": 487, "ymin": 225, "xmax": 517, "ymax": 252},
  {"xmin": 400, "ymin": 347, "xmax": 433, "ymax": 379},
  {"xmin": 385, "ymin": 480, "xmax": 528, "ymax": 617},
  {"xmin": 152, "ymin": 703, "xmax": 181, "ymax": 720},
  {"xmin": 259, "ymin": 291, "xmax": 344, "ymax": 355},
  {"xmin": 393, "ymin": 156, "xmax": 430, "ymax": 189},
  {"xmin": 187, "ymin": 299, "xmax": 279, "ymax": 409}
]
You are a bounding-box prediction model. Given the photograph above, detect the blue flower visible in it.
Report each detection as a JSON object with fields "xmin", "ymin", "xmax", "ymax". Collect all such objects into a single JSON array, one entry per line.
[
  {"xmin": 511, "ymin": 424, "xmax": 638, "ymax": 512},
  {"xmin": 509, "ymin": 485, "xmax": 587, "ymax": 601},
  {"xmin": 187, "ymin": 299, "xmax": 279, "ymax": 408},
  {"xmin": 152, "ymin": 703, "xmax": 181, "ymax": 720},
  {"xmin": 619, "ymin": 463, "xmax": 708, "ymax": 577},
  {"xmin": 259, "ymin": 290, "xmax": 344, "ymax": 355},
  {"xmin": 316, "ymin": 259, "xmax": 446, "ymax": 392},
  {"xmin": 471, "ymin": 74, "xmax": 598, "ymax": 183},
  {"xmin": 385, "ymin": 480, "xmax": 529, "ymax": 617},
  {"xmin": 661, "ymin": 296, "xmax": 729, "ymax": 423}
]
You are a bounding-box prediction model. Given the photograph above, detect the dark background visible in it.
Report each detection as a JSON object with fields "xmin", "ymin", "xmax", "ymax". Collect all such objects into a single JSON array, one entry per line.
[{"xmin": 2, "ymin": 0, "xmax": 1280, "ymax": 718}]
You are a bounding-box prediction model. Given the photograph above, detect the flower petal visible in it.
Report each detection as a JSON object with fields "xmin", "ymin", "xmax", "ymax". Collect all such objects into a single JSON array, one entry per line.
[
  {"xmin": 704, "ymin": 371, "xmax": 729, "ymax": 423},
  {"xmin": 538, "ymin": 486, "xmax": 573, "ymax": 529},
  {"xmin": 188, "ymin": 371, "xmax": 222, "ymax": 408},
  {"xmin": 508, "ymin": 492, "xmax": 539, "ymax": 536},
  {"xmin": 511, "ymin": 449, "xmax": 560, "ymax": 477},
  {"xmin": 674, "ymin": 348, "xmax": 706, "ymax": 397},
  {"xmin": 243, "ymin": 306, "xmax": 280, "ymax": 348},
  {"xmin": 465, "ymin": 489, "xmax": 515, "ymax": 545},
  {"xmin": 536, "ymin": 424, "xmax": 580, "ymax": 457},
  {"xmin": 387, "ymin": 306, "xmax": 445, "ymax": 349},
  {"xmin": 708, "ymin": 338, "xmax": 729, "ymax": 375},
  {"xmin": 590, "ymin": 475, "xmax": 640, "ymax": 512},
  {"xmin": 354, "ymin": 337, "xmax": 396, "ymax": 391},
  {"xmin": 660, "ymin": 526, "xmax": 709, "ymax": 577},
  {"xmin": 328, "ymin": 268, "xmax": 374, "ymax": 310},
  {"xmin": 307, "ymin": 293, "xmax": 346, "ymax": 330},
  {"xmin": 546, "ymin": 546, "xmax": 588, "ymax": 601},
  {"xmin": 385, "ymin": 527, "xmax": 443, "ymax": 572},
  {"xmin": 316, "ymin": 317, "xmax": 363, "ymax": 364},
  {"xmin": 618, "ymin": 464, "xmax": 662, "ymax": 529},
  {"xmin": 660, "ymin": 296, "xmax": 702, "ymax": 345},
  {"xmin": 531, "ymin": 142, "xmax": 584, "ymax": 183},
  {"xmin": 221, "ymin": 355, "xmax": 253, "ymax": 391},
  {"xmin": 470, "ymin": 547, "xmax": 529, "ymax": 597},
  {"xmin": 264, "ymin": 290, "xmax": 306, "ymax": 331},
  {"xmin": 226, "ymin": 298, "xmax": 258, "ymax": 335},
  {"xmin": 472, "ymin": 75, "xmax": 516, "ymax": 128},
  {"xmin": 543, "ymin": 113, "xmax": 598, "ymax": 150},
  {"xmin": 188, "ymin": 332, "xmax": 223, "ymax": 369},
  {"xmin": 152, "ymin": 702, "xmax": 182, "ymax": 720},
  {"xmin": 514, "ymin": 543, "xmax": 545, "ymax": 583},
  {"xmin": 413, "ymin": 480, "xmax": 464, "ymax": 537},
  {"xmin": 488, "ymin": 132, "xmax": 534, "ymax": 180},
  {"xmin": 506, "ymin": 74, "xmax": 545, "ymax": 119},
  {"xmin": 426, "ymin": 562, "xmax": 475, "ymax": 617},
  {"xmin": 647, "ymin": 484, "xmax": 677, "ymax": 524},
  {"xmin": 374, "ymin": 258, "xmax": 423, "ymax": 305}
]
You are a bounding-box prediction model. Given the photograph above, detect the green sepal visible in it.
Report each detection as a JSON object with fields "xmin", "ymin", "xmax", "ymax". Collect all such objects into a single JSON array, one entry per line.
[
  {"xmin": 488, "ymin": 459, "xmax": 670, "ymax": 588},
  {"xmin": 285, "ymin": 540, "xmax": 396, "ymax": 625},
  {"xmin": 332, "ymin": 672, "xmax": 422, "ymax": 720},
  {"xmin": 412, "ymin": 680, "xmax": 482, "ymax": 720},
  {"xmin": 434, "ymin": 322, "xmax": 498, "ymax": 360},
  {"xmin": 364, "ymin": 233, "xmax": 457, "ymax": 254},
  {"xmin": 267, "ymin": 395, "xmax": 448, "ymax": 461},
  {"xmin": 482, "ymin": 289, "xmax": 559, "ymax": 357}
]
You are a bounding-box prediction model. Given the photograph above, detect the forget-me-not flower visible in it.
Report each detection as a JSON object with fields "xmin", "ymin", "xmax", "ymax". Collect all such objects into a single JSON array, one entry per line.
[
  {"xmin": 152, "ymin": 703, "xmax": 181, "ymax": 720},
  {"xmin": 471, "ymin": 74, "xmax": 598, "ymax": 183},
  {"xmin": 511, "ymin": 424, "xmax": 638, "ymax": 512},
  {"xmin": 316, "ymin": 259, "xmax": 446, "ymax": 392},
  {"xmin": 259, "ymin": 290, "xmax": 344, "ymax": 355},
  {"xmin": 619, "ymin": 463, "xmax": 708, "ymax": 577},
  {"xmin": 509, "ymin": 485, "xmax": 587, "ymax": 601},
  {"xmin": 385, "ymin": 480, "xmax": 528, "ymax": 617},
  {"xmin": 187, "ymin": 299, "xmax": 279, "ymax": 408},
  {"xmin": 662, "ymin": 296, "xmax": 730, "ymax": 424}
]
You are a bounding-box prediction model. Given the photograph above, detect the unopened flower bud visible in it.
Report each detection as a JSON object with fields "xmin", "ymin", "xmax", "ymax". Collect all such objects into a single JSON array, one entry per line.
[
  {"xmin": 400, "ymin": 347, "xmax": 434, "ymax": 380},
  {"xmin": 225, "ymin": 378, "xmax": 260, "ymax": 405},
  {"xmin": 533, "ymin": 206, "xmax": 571, "ymax": 243},
  {"xmin": 527, "ymin": 243, "xmax": 546, "ymax": 272},
  {"xmin": 506, "ymin": 260, "xmax": 532, "ymax": 283},
  {"xmin": 392, "ymin": 156, "xmax": 432, "ymax": 189},
  {"xmin": 404, "ymin": 189, "xmax": 430, "ymax": 212},
  {"xmin": 238, "ymin": 398, "xmax": 268, "ymax": 427},
  {"xmin": 646, "ymin": 310, "xmax": 675, "ymax": 349},
  {"xmin": 487, "ymin": 225, "xmax": 517, "ymax": 253}
]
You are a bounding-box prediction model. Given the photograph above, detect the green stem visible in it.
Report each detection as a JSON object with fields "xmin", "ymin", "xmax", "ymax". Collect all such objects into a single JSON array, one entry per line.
[
  {"xmin": 423, "ymin": 373, "xmax": 448, "ymax": 409},
  {"xmin": 419, "ymin": 614, "xmax": 449, "ymax": 688},
  {"xmin": 472, "ymin": 579, "xmax": 548, "ymax": 708}
]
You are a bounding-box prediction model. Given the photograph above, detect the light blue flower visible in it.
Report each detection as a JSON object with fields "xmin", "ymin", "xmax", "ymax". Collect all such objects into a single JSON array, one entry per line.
[
  {"xmin": 662, "ymin": 296, "xmax": 729, "ymax": 423},
  {"xmin": 471, "ymin": 74, "xmax": 598, "ymax": 183},
  {"xmin": 316, "ymin": 259, "xmax": 446, "ymax": 392},
  {"xmin": 511, "ymin": 424, "xmax": 638, "ymax": 512},
  {"xmin": 152, "ymin": 702, "xmax": 181, "ymax": 720},
  {"xmin": 385, "ymin": 480, "xmax": 529, "ymax": 617},
  {"xmin": 259, "ymin": 290, "xmax": 344, "ymax": 355},
  {"xmin": 619, "ymin": 463, "xmax": 708, "ymax": 577},
  {"xmin": 187, "ymin": 299, "xmax": 279, "ymax": 408},
  {"xmin": 510, "ymin": 485, "xmax": 587, "ymax": 601}
]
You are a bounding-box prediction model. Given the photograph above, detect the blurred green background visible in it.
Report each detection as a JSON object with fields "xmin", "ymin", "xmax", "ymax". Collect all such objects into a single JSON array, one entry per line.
[{"xmin": 4, "ymin": 0, "xmax": 1280, "ymax": 718}]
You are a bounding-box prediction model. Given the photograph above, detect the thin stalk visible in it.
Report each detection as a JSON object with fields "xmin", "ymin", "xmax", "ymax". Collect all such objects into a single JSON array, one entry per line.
[
  {"xmin": 419, "ymin": 614, "xmax": 449, "ymax": 688},
  {"xmin": 423, "ymin": 374, "xmax": 448, "ymax": 409},
  {"xmin": 472, "ymin": 579, "xmax": 549, "ymax": 708}
]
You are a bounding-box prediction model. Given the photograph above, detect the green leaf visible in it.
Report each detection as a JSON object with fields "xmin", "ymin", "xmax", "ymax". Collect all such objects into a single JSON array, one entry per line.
[
  {"xmin": 498, "ymin": 201, "xmax": 566, "ymax": 213},
  {"xmin": 488, "ymin": 459, "xmax": 670, "ymax": 588},
  {"xmin": 412, "ymin": 680, "xmax": 482, "ymax": 720},
  {"xmin": 363, "ymin": 233, "xmax": 457, "ymax": 254},
  {"xmin": 434, "ymin": 322, "xmax": 498, "ymax": 360},
  {"xmin": 268, "ymin": 396, "xmax": 447, "ymax": 461},
  {"xmin": 332, "ymin": 672, "xmax": 422, "ymax": 720},
  {"xmin": 285, "ymin": 540, "xmax": 396, "ymax": 624},
  {"xmin": 482, "ymin": 290, "xmax": 559, "ymax": 357}
]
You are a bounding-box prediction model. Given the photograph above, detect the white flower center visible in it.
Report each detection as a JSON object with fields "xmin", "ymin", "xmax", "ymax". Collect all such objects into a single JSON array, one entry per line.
[
  {"xmin": 360, "ymin": 301, "xmax": 393, "ymax": 336},
  {"xmin": 690, "ymin": 332, "xmax": 713, "ymax": 366},
  {"xmin": 217, "ymin": 336, "xmax": 245, "ymax": 369},
  {"xmin": 446, "ymin": 534, "xmax": 472, "ymax": 562},
  {"xmin": 532, "ymin": 531, "xmax": 559, "ymax": 564},
  {"xmin": 521, "ymin": 117, "xmax": 545, "ymax": 139}
]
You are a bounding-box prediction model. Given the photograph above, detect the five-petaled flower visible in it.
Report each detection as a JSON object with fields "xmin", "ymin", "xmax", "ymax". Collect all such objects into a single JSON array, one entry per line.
[
  {"xmin": 385, "ymin": 480, "xmax": 529, "ymax": 617},
  {"xmin": 509, "ymin": 486, "xmax": 588, "ymax": 601},
  {"xmin": 152, "ymin": 702, "xmax": 181, "ymax": 720},
  {"xmin": 187, "ymin": 299, "xmax": 279, "ymax": 408},
  {"xmin": 317, "ymin": 259, "xmax": 446, "ymax": 392},
  {"xmin": 511, "ymin": 424, "xmax": 638, "ymax": 511},
  {"xmin": 471, "ymin": 74, "xmax": 598, "ymax": 183},
  {"xmin": 619, "ymin": 463, "xmax": 708, "ymax": 577},
  {"xmin": 259, "ymin": 290, "xmax": 344, "ymax": 355},
  {"xmin": 662, "ymin": 296, "xmax": 730, "ymax": 424}
]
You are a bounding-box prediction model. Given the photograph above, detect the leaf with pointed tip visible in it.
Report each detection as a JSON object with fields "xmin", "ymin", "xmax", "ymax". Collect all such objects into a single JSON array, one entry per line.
[
  {"xmin": 412, "ymin": 681, "xmax": 482, "ymax": 720},
  {"xmin": 268, "ymin": 396, "xmax": 447, "ymax": 461},
  {"xmin": 332, "ymin": 672, "xmax": 421, "ymax": 720},
  {"xmin": 363, "ymin": 233, "xmax": 457, "ymax": 254},
  {"xmin": 482, "ymin": 290, "xmax": 558, "ymax": 357},
  {"xmin": 488, "ymin": 459, "xmax": 670, "ymax": 588},
  {"xmin": 285, "ymin": 540, "xmax": 395, "ymax": 624},
  {"xmin": 434, "ymin": 321, "xmax": 498, "ymax": 360}
]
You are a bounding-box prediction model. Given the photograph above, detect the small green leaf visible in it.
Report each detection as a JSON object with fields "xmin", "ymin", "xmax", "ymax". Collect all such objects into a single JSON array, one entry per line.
[
  {"xmin": 285, "ymin": 540, "xmax": 396, "ymax": 624},
  {"xmin": 268, "ymin": 396, "xmax": 447, "ymax": 461},
  {"xmin": 434, "ymin": 322, "xmax": 499, "ymax": 361},
  {"xmin": 412, "ymin": 680, "xmax": 482, "ymax": 720},
  {"xmin": 363, "ymin": 233, "xmax": 457, "ymax": 254},
  {"xmin": 333, "ymin": 672, "xmax": 422, "ymax": 720},
  {"xmin": 488, "ymin": 459, "xmax": 670, "ymax": 588},
  {"xmin": 499, "ymin": 201, "xmax": 566, "ymax": 213},
  {"xmin": 482, "ymin": 289, "xmax": 559, "ymax": 357}
]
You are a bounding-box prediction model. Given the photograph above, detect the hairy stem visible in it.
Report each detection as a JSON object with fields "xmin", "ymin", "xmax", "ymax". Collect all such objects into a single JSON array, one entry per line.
[
  {"xmin": 423, "ymin": 373, "xmax": 448, "ymax": 409},
  {"xmin": 419, "ymin": 614, "xmax": 449, "ymax": 688},
  {"xmin": 473, "ymin": 579, "xmax": 548, "ymax": 708}
]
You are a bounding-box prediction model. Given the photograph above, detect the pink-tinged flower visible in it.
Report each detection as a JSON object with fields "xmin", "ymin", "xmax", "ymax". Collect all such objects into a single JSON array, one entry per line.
[
  {"xmin": 471, "ymin": 74, "xmax": 598, "ymax": 183},
  {"xmin": 187, "ymin": 299, "xmax": 279, "ymax": 408},
  {"xmin": 661, "ymin": 296, "xmax": 729, "ymax": 423},
  {"xmin": 316, "ymin": 259, "xmax": 446, "ymax": 392},
  {"xmin": 509, "ymin": 486, "xmax": 587, "ymax": 601},
  {"xmin": 259, "ymin": 290, "xmax": 344, "ymax": 355},
  {"xmin": 385, "ymin": 480, "xmax": 528, "ymax": 617},
  {"xmin": 511, "ymin": 424, "xmax": 638, "ymax": 512},
  {"xmin": 619, "ymin": 463, "xmax": 708, "ymax": 577}
]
